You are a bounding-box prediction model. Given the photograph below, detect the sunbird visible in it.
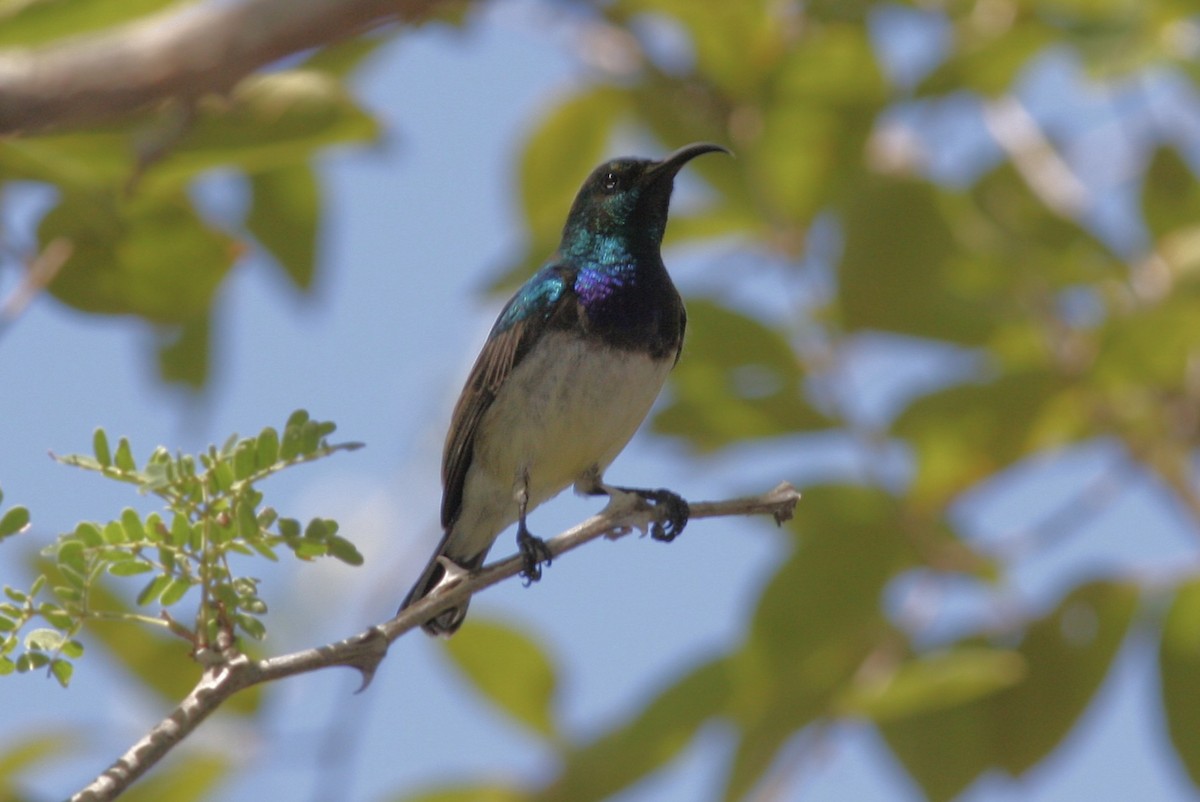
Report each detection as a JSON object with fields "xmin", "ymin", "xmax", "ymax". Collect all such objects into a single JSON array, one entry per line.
[{"xmin": 400, "ymin": 143, "xmax": 729, "ymax": 635}]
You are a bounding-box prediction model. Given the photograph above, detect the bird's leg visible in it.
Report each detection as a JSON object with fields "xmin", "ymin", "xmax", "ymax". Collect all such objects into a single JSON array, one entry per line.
[
  {"xmin": 578, "ymin": 467, "xmax": 690, "ymax": 543},
  {"xmin": 515, "ymin": 470, "xmax": 552, "ymax": 586}
]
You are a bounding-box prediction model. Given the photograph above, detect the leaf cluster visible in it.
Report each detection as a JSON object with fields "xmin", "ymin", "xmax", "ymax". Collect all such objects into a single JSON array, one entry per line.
[{"xmin": 1, "ymin": 411, "xmax": 362, "ymax": 687}]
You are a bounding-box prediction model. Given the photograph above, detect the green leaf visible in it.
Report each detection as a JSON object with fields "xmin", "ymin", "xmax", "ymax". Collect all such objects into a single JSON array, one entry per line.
[
  {"xmin": 916, "ymin": 20, "xmax": 1055, "ymax": 96},
  {"xmin": 247, "ymin": 163, "xmax": 320, "ymax": 290},
  {"xmin": 893, "ymin": 370, "xmax": 1084, "ymax": 510},
  {"xmin": 42, "ymin": 190, "xmax": 235, "ymax": 323},
  {"xmin": 327, "ymin": 535, "xmax": 364, "ymax": 566},
  {"xmin": 159, "ymin": 577, "xmax": 192, "ymax": 607},
  {"xmin": 75, "ymin": 521, "xmax": 104, "ymax": 547},
  {"xmin": 256, "ymin": 427, "xmax": 280, "ymax": 467},
  {"xmin": 93, "ymin": 428, "xmax": 112, "ymax": 468},
  {"xmin": 746, "ymin": 25, "xmax": 884, "ymax": 225},
  {"xmin": 1159, "ymin": 578, "xmax": 1200, "ymax": 787},
  {"xmin": 0, "ymin": 507, "xmax": 30, "ymax": 540},
  {"xmin": 653, "ymin": 300, "xmax": 826, "ymax": 450},
  {"xmin": 610, "ymin": 0, "xmax": 783, "ymax": 97},
  {"xmin": 120, "ymin": 508, "xmax": 146, "ymax": 542},
  {"xmin": 838, "ymin": 175, "xmax": 997, "ymax": 344},
  {"xmin": 154, "ymin": 71, "xmax": 379, "ymax": 182},
  {"xmin": 102, "ymin": 521, "xmax": 126, "ymax": 545},
  {"xmin": 157, "ymin": 315, "xmax": 211, "ymax": 390},
  {"xmin": 837, "ymin": 647, "xmax": 1026, "ymax": 722},
  {"xmin": 722, "ymin": 486, "xmax": 918, "ymax": 800},
  {"xmin": 233, "ymin": 440, "xmax": 257, "ymax": 480},
  {"xmin": 136, "ymin": 575, "xmax": 172, "ymax": 607},
  {"xmin": 108, "ymin": 560, "xmax": 154, "ymax": 577},
  {"xmin": 389, "ymin": 786, "xmax": 528, "ymax": 802},
  {"xmin": 444, "ymin": 618, "xmax": 559, "ymax": 739},
  {"xmin": 116, "ymin": 754, "xmax": 229, "ymax": 802},
  {"xmin": 0, "ymin": 731, "xmax": 75, "ymax": 783},
  {"xmin": 0, "ymin": 0, "xmax": 179, "ymax": 47},
  {"xmin": 56, "ymin": 541, "xmax": 86, "ymax": 575},
  {"xmin": 50, "ymin": 659, "xmax": 73, "ymax": 688},
  {"xmin": 882, "ymin": 581, "xmax": 1138, "ymax": 800},
  {"xmin": 235, "ymin": 614, "xmax": 266, "ymax": 641},
  {"xmin": 538, "ymin": 658, "xmax": 730, "ymax": 802},
  {"xmin": 114, "ymin": 437, "xmax": 137, "ymax": 472},
  {"xmin": 301, "ymin": 35, "xmax": 389, "ymax": 78},
  {"xmin": 236, "ymin": 499, "xmax": 260, "ymax": 541}
]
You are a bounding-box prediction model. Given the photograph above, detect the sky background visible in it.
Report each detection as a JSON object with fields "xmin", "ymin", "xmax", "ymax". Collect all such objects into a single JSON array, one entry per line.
[{"xmin": 1, "ymin": 4, "xmax": 1198, "ymax": 801}]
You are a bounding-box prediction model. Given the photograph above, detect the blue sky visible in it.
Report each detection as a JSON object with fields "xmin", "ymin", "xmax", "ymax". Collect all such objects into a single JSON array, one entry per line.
[{"xmin": 2, "ymin": 5, "xmax": 1198, "ymax": 801}]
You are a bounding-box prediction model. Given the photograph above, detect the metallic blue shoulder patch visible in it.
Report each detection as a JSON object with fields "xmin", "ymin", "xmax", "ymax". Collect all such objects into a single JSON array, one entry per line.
[{"xmin": 495, "ymin": 265, "xmax": 567, "ymax": 331}]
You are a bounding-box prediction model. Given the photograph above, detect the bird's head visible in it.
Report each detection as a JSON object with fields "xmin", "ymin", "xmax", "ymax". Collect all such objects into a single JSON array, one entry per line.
[{"xmin": 560, "ymin": 142, "xmax": 730, "ymax": 261}]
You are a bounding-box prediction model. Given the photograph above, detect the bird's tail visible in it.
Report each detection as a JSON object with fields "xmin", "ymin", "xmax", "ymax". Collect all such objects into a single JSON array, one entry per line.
[{"xmin": 398, "ymin": 539, "xmax": 488, "ymax": 637}]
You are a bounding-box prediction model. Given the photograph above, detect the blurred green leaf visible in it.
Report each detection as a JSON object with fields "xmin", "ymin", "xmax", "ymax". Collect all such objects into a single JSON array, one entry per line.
[
  {"xmin": 0, "ymin": 0, "xmax": 179, "ymax": 48},
  {"xmin": 1159, "ymin": 578, "xmax": 1200, "ymax": 787},
  {"xmin": 118, "ymin": 754, "xmax": 229, "ymax": 802},
  {"xmin": 837, "ymin": 647, "xmax": 1026, "ymax": 722},
  {"xmin": 42, "ymin": 190, "xmax": 235, "ymax": 322},
  {"xmin": 301, "ymin": 34, "xmax": 390, "ymax": 77},
  {"xmin": 917, "ymin": 19, "xmax": 1055, "ymax": 96},
  {"xmin": 444, "ymin": 618, "xmax": 559, "ymax": 739},
  {"xmin": 893, "ymin": 370, "xmax": 1085, "ymax": 510},
  {"xmin": 0, "ymin": 731, "xmax": 75, "ymax": 790},
  {"xmin": 654, "ymin": 299, "xmax": 826, "ymax": 450},
  {"xmin": 536, "ymin": 658, "xmax": 730, "ymax": 802},
  {"xmin": 391, "ymin": 786, "xmax": 529, "ymax": 802},
  {"xmin": 993, "ymin": 580, "xmax": 1138, "ymax": 772},
  {"xmin": 93, "ymin": 428, "xmax": 112, "ymax": 468},
  {"xmin": 0, "ymin": 507, "xmax": 30, "ymax": 540},
  {"xmin": 1143, "ymin": 146, "xmax": 1200, "ymax": 239},
  {"xmin": 748, "ymin": 25, "xmax": 885, "ymax": 226},
  {"xmin": 246, "ymin": 163, "xmax": 320, "ymax": 290},
  {"xmin": 839, "ymin": 175, "xmax": 998, "ymax": 344},
  {"xmin": 157, "ymin": 315, "xmax": 212, "ymax": 390},
  {"xmin": 722, "ymin": 486, "xmax": 917, "ymax": 800},
  {"xmin": 609, "ymin": 0, "xmax": 785, "ymax": 98},
  {"xmin": 882, "ymin": 580, "xmax": 1138, "ymax": 800},
  {"xmin": 149, "ymin": 70, "xmax": 380, "ymax": 185}
]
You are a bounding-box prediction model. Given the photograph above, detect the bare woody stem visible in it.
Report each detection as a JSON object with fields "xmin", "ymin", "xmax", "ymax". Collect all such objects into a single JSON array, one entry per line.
[
  {"xmin": 0, "ymin": 0, "xmax": 455, "ymax": 134},
  {"xmin": 68, "ymin": 482, "xmax": 800, "ymax": 802}
]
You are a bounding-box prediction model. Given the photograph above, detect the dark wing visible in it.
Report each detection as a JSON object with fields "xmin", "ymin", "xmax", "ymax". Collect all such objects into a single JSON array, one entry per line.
[{"xmin": 440, "ymin": 265, "xmax": 577, "ymax": 530}]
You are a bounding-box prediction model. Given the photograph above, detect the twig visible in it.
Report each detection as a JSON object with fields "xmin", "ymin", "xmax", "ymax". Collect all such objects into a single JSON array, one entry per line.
[
  {"xmin": 0, "ymin": 237, "xmax": 72, "ymax": 336},
  {"xmin": 981, "ymin": 96, "xmax": 1089, "ymax": 219},
  {"xmin": 0, "ymin": 0, "xmax": 454, "ymax": 134},
  {"xmin": 69, "ymin": 482, "xmax": 800, "ymax": 802}
]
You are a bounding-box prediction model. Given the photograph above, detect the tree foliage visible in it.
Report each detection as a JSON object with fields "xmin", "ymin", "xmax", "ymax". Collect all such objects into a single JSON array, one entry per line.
[{"xmin": 3, "ymin": 0, "xmax": 1200, "ymax": 800}]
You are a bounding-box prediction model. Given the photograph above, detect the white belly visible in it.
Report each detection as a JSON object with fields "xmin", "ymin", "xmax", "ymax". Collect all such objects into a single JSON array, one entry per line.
[{"xmin": 447, "ymin": 331, "xmax": 674, "ymax": 559}]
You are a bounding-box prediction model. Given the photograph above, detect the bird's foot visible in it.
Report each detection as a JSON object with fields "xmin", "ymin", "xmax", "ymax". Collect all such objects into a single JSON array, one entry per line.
[
  {"xmin": 516, "ymin": 526, "xmax": 553, "ymax": 586},
  {"xmin": 633, "ymin": 488, "xmax": 690, "ymax": 542},
  {"xmin": 591, "ymin": 483, "xmax": 689, "ymax": 542}
]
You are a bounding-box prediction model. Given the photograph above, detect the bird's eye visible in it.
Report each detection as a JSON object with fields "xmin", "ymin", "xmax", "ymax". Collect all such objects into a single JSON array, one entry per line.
[{"xmin": 602, "ymin": 172, "xmax": 619, "ymax": 192}]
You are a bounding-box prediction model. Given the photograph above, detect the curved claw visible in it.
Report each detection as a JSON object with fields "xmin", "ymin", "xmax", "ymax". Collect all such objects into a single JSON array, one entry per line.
[
  {"xmin": 517, "ymin": 527, "xmax": 553, "ymax": 586},
  {"xmin": 639, "ymin": 488, "xmax": 689, "ymax": 542}
]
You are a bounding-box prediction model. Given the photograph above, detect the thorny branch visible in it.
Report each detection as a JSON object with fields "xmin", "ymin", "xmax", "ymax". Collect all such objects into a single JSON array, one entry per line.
[{"xmin": 69, "ymin": 482, "xmax": 800, "ymax": 802}]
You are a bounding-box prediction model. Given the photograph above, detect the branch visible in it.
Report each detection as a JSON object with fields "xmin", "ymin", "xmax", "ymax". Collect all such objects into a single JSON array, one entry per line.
[
  {"xmin": 69, "ymin": 482, "xmax": 800, "ymax": 802},
  {"xmin": 0, "ymin": 0, "xmax": 455, "ymax": 135}
]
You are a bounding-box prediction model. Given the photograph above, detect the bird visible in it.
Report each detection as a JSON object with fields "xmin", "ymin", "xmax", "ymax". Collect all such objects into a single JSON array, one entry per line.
[{"xmin": 400, "ymin": 142, "xmax": 730, "ymax": 636}]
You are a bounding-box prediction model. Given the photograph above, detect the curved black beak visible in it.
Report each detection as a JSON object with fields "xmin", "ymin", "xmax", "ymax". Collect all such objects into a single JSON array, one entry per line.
[{"xmin": 648, "ymin": 142, "xmax": 732, "ymax": 181}]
